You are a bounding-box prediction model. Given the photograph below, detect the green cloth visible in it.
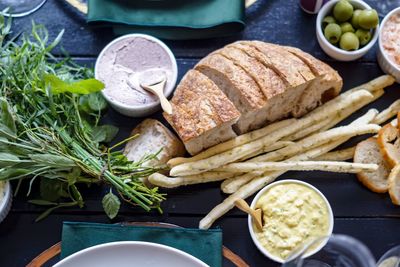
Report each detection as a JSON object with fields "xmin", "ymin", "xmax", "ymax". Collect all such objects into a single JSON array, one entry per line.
[
  {"xmin": 87, "ymin": 0, "xmax": 245, "ymax": 40},
  {"xmin": 61, "ymin": 222, "xmax": 222, "ymax": 267}
]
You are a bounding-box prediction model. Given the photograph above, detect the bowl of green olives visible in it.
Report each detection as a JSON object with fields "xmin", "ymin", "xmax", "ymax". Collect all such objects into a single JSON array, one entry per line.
[{"xmin": 316, "ymin": 0, "xmax": 379, "ymax": 61}]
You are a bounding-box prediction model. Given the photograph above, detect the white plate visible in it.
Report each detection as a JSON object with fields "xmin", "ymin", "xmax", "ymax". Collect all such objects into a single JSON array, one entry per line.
[{"xmin": 53, "ymin": 241, "xmax": 209, "ymax": 267}]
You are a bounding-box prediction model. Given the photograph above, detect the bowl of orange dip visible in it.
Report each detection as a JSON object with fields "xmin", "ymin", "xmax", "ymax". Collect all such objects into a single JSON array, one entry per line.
[{"xmin": 378, "ymin": 7, "xmax": 400, "ymax": 83}]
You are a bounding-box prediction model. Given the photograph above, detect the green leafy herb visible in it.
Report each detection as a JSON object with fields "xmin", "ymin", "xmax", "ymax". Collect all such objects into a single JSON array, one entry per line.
[
  {"xmin": 92, "ymin": 125, "xmax": 119, "ymax": 143},
  {"xmin": 88, "ymin": 93, "xmax": 107, "ymax": 111},
  {"xmin": 0, "ymin": 17, "xmax": 166, "ymax": 220},
  {"xmin": 44, "ymin": 74, "xmax": 104, "ymax": 95},
  {"xmin": 102, "ymin": 189, "xmax": 121, "ymax": 219}
]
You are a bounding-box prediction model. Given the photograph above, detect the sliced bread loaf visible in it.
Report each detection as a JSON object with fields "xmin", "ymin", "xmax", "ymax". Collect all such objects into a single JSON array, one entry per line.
[{"xmin": 164, "ymin": 70, "xmax": 240, "ymax": 155}]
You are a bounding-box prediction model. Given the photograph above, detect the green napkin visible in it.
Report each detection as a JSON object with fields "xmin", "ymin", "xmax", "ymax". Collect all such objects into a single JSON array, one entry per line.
[
  {"xmin": 87, "ymin": 0, "xmax": 245, "ymax": 40},
  {"xmin": 61, "ymin": 222, "xmax": 222, "ymax": 267}
]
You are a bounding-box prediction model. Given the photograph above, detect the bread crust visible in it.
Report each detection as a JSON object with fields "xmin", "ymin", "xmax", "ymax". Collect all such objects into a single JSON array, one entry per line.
[
  {"xmin": 195, "ymin": 53, "xmax": 267, "ymax": 110},
  {"xmin": 354, "ymin": 137, "xmax": 390, "ymax": 193},
  {"xmin": 234, "ymin": 41, "xmax": 311, "ymax": 87},
  {"xmin": 216, "ymin": 46, "xmax": 286, "ymax": 100},
  {"xmin": 388, "ymin": 164, "xmax": 400, "ymax": 205},
  {"xmin": 377, "ymin": 123, "xmax": 400, "ymax": 168},
  {"xmin": 164, "ymin": 70, "xmax": 240, "ymax": 142},
  {"xmin": 281, "ymin": 46, "xmax": 343, "ymax": 98}
]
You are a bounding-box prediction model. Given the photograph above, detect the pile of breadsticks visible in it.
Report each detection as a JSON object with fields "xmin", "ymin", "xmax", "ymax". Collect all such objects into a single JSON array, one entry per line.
[{"xmin": 148, "ymin": 75, "xmax": 397, "ymax": 229}]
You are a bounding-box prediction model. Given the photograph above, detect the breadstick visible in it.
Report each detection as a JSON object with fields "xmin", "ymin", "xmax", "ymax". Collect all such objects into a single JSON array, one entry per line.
[
  {"xmin": 221, "ymin": 109, "xmax": 377, "ymax": 194},
  {"xmin": 315, "ymin": 147, "xmax": 355, "ymax": 161},
  {"xmin": 148, "ymin": 172, "xmax": 235, "ymax": 188},
  {"xmin": 218, "ymin": 161, "xmax": 377, "ymax": 173}
]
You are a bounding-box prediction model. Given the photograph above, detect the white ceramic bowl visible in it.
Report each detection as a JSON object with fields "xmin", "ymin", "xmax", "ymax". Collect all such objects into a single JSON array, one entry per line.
[
  {"xmin": 248, "ymin": 179, "xmax": 334, "ymax": 263},
  {"xmin": 54, "ymin": 241, "xmax": 208, "ymax": 267},
  {"xmin": 0, "ymin": 181, "xmax": 12, "ymax": 223},
  {"xmin": 316, "ymin": 0, "xmax": 379, "ymax": 61},
  {"xmin": 95, "ymin": 34, "xmax": 178, "ymax": 117},
  {"xmin": 377, "ymin": 7, "xmax": 400, "ymax": 83}
]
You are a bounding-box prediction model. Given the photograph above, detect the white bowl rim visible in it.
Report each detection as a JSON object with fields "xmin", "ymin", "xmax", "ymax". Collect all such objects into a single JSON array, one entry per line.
[
  {"xmin": 378, "ymin": 6, "xmax": 400, "ymax": 72},
  {"xmin": 0, "ymin": 181, "xmax": 11, "ymax": 214},
  {"xmin": 316, "ymin": 0, "xmax": 379, "ymax": 56},
  {"xmin": 53, "ymin": 241, "xmax": 208, "ymax": 267},
  {"xmin": 94, "ymin": 33, "xmax": 178, "ymax": 111},
  {"xmin": 248, "ymin": 179, "xmax": 334, "ymax": 263}
]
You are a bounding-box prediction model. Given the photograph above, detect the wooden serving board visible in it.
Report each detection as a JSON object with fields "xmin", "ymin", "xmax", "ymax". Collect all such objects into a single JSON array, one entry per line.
[{"xmin": 26, "ymin": 222, "xmax": 249, "ymax": 267}]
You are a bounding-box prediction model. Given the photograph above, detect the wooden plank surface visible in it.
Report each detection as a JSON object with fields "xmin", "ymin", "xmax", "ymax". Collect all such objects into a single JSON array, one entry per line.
[
  {"xmin": 1, "ymin": 214, "xmax": 400, "ymax": 267},
  {"xmin": 13, "ymin": 0, "xmax": 400, "ymax": 60},
  {"xmin": 1, "ymin": 0, "xmax": 400, "ymax": 266}
]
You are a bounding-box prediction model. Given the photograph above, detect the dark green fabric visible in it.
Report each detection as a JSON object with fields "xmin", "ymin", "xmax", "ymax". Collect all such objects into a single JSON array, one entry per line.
[
  {"xmin": 87, "ymin": 0, "xmax": 245, "ymax": 40},
  {"xmin": 61, "ymin": 222, "xmax": 222, "ymax": 267}
]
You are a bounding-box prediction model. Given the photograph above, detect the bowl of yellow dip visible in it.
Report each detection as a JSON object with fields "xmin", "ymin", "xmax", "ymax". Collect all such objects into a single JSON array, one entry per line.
[{"xmin": 249, "ymin": 179, "xmax": 334, "ymax": 263}]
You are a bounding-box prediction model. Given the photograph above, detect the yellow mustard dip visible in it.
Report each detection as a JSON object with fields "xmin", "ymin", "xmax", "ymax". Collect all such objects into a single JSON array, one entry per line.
[{"xmin": 254, "ymin": 183, "xmax": 330, "ymax": 260}]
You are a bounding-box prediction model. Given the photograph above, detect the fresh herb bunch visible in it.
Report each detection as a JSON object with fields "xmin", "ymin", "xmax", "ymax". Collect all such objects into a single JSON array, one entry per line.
[{"xmin": 0, "ymin": 16, "xmax": 165, "ymax": 220}]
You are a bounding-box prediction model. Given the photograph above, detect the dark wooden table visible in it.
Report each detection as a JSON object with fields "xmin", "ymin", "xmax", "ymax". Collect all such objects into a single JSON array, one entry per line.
[{"xmin": 1, "ymin": 0, "xmax": 400, "ymax": 266}]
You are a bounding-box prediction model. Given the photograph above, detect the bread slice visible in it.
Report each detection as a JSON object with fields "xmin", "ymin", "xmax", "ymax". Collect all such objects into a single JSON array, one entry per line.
[
  {"xmin": 280, "ymin": 46, "xmax": 343, "ymax": 116},
  {"xmin": 388, "ymin": 164, "xmax": 400, "ymax": 205},
  {"xmin": 216, "ymin": 46, "xmax": 287, "ymax": 100},
  {"xmin": 230, "ymin": 41, "xmax": 317, "ymax": 119},
  {"xmin": 164, "ymin": 70, "xmax": 240, "ymax": 155},
  {"xmin": 241, "ymin": 41, "xmax": 342, "ymax": 116},
  {"xmin": 195, "ymin": 53, "xmax": 270, "ymax": 134},
  {"xmin": 377, "ymin": 123, "xmax": 400, "ymax": 168},
  {"xmin": 123, "ymin": 119, "xmax": 185, "ymax": 166},
  {"xmin": 354, "ymin": 137, "xmax": 390, "ymax": 193}
]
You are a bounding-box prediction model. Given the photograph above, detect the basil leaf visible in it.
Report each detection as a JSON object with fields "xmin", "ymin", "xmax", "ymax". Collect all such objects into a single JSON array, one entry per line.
[
  {"xmin": 78, "ymin": 95, "xmax": 92, "ymax": 114},
  {"xmin": 88, "ymin": 93, "xmax": 107, "ymax": 112},
  {"xmin": 91, "ymin": 127, "xmax": 107, "ymax": 143},
  {"xmin": 92, "ymin": 125, "xmax": 118, "ymax": 143},
  {"xmin": 44, "ymin": 74, "xmax": 104, "ymax": 95},
  {"xmin": 40, "ymin": 178, "xmax": 68, "ymax": 202},
  {"xmin": 66, "ymin": 167, "xmax": 81, "ymax": 186},
  {"xmin": 102, "ymin": 190, "xmax": 120, "ymax": 219},
  {"xmin": 29, "ymin": 154, "xmax": 76, "ymax": 167}
]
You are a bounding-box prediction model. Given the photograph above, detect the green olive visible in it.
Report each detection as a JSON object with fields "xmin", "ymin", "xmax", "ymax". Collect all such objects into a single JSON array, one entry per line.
[
  {"xmin": 340, "ymin": 32, "xmax": 360, "ymax": 50},
  {"xmin": 324, "ymin": 23, "xmax": 342, "ymax": 44},
  {"xmin": 355, "ymin": 29, "xmax": 372, "ymax": 46},
  {"xmin": 333, "ymin": 0, "xmax": 354, "ymax": 22},
  {"xmin": 322, "ymin": 16, "xmax": 337, "ymax": 29},
  {"xmin": 340, "ymin": 22, "xmax": 355, "ymax": 33},
  {"xmin": 351, "ymin": 9, "xmax": 362, "ymax": 28},
  {"xmin": 359, "ymin": 9, "xmax": 379, "ymax": 30}
]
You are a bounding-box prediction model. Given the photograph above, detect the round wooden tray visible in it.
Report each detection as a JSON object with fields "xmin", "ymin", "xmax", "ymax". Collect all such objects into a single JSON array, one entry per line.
[{"xmin": 27, "ymin": 222, "xmax": 249, "ymax": 267}]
